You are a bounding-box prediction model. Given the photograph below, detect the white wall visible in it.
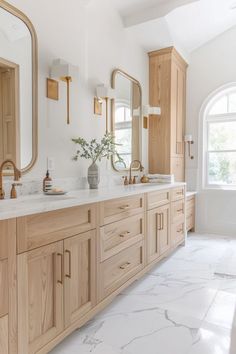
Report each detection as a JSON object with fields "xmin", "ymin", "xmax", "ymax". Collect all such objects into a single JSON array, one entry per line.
[
  {"xmin": 7, "ymin": 0, "xmax": 148, "ymax": 184},
  {"xmin": 186, "ymin": 26, "xmax": 236, "ymax": 236}
]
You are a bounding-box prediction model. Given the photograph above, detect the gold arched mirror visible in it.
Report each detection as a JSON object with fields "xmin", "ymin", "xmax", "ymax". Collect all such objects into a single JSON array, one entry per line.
[
  {"xmin": 111, "ymin": 69, "xmax": 142, "ymax": 172},
  {"xmin": 0, "ymin": 0, "xmax": 38, "ymax": 174}
]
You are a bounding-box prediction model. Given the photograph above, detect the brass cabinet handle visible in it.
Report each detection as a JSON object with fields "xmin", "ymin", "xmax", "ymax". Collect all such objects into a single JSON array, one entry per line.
[
  {"xmin": 119, "ymin": 205, "xmax": 130, "ymax": 210},
  {"xmin": 57, "ymin": 253, "xmax": 63, "ymax": 284},
  {"xmin": 119, "ymin": 231, "xmax": 131, "ymax": 238},
  {"xmin": 177, "ymin": 228, "xmax": 183, "ymax": 233},
  {"xmin": 161, "ymin": 213, "xmax": 164, "ymax": 230},
  {"xmin": 65, "ymin": 250, "xmax": 72, "ymax": 279},
  {"xmin": 157, "ymin": 213, "xmax": 162, "ymax": 231},
  {"xmin": 120, "ymin": 262, "xmax": 131, "ymax": 270},
  {"xmin": 177, "ymin": 209, "xmax": 183, "ymax": 213}
]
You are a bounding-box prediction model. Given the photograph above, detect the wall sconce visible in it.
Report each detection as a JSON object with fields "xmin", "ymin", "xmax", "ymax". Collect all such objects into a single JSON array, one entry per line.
[
  {"xmin": 143, "ymin": 105, "xmax": 161, "ymax": 129},
  {"xmin": 184, "ymin": 134, "xmax": 194, "ymax": 159},
  {"xmin": 49, "ymin": 59, "xmax": 79, "ymax": 125},
  {"xmin": 94, "ymin": 85, "xmax": 115, "ymax": 133}
]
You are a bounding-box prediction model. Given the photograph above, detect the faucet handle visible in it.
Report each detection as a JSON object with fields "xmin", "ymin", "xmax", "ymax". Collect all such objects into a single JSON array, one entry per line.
[
  {"xmin": 132, "ymin": 175, "xmax": 139, "ymax": 184},
  {"xmin": 122, "ymin": 176, "xmax": 129, "ymax": 186}
]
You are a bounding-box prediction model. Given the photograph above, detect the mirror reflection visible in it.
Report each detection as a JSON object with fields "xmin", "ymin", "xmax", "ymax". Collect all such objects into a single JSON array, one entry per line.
[
  {"xmin": 111, "ymin": 69, "xmax": 142, "ymax": 171},
  {"xmin": 0, "ymin": 4, "xmax": 36, "ymax": 172}
]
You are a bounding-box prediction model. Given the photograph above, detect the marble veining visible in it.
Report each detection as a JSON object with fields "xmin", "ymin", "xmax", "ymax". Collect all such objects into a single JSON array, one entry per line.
[{"xmin": 50, "ymin": 233, "xmax": 236, "ymax": 354}]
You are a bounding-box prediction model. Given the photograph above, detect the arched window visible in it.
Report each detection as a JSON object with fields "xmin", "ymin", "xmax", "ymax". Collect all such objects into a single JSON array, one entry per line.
[{"xmin": 203, "ymin": 86, "xmax": 236, "ymax": 187}]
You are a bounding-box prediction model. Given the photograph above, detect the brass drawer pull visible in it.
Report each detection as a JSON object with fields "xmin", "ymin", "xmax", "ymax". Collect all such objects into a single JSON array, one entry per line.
[
  {"xmin": 65, "ymin": 250, "xmax": 72, "ymax": 279},
  {"xmin": 177, "ymin": 229, "xmax": 183, "ymax": 233},
  {"xmin": 57, "ymin": 253, "xmax": 63, "ymax": 284},
  {"xmin": 119, "ymin": 205, "xmax": 130, "ymax": 210},
  {"xmin": 119, "ymin": 231, "xmax": 131, "ymax": 238},
  {"xmin": 177, "ymin": 209, "xmax": 183, "ymax": 213},
  {"xmin": 120, "ymin": 262, "xmax": 131, "ymax": 270}
]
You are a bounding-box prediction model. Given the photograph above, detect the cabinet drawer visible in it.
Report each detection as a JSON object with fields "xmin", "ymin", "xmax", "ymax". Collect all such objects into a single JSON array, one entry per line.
[
  {"xmin": 100, "ymin": 214, "xmax": 144, "ymax": 261},
  {"xmin": 99, "ymin": 241, "xmax": 145, "ymax": 299},
  {"xmin": 171, "ymin": 186, "xmax": 185, "ymax": 201},
  {"xmin": 17, "ymin": 204, "xmax": 96, "ymax": 253},
  {"xmin": 100, "ymin": 194, "xmax": 144, "ymax": 225},
  {"xmin": 171, "ymin": 221, "xmax": 185, "ymax": 246},
  {"xmin": 171, "ymin": 199, "xmax": 185, "ymax": 224},
  {"xmin": 147, "ymin": 189, "xmax": 170, "ymax": 210},
  {"xmin": 0, "ymin": 315, "xmax": 8, "ymax": 354},
  {"xmin": 0, "ymin": 259, "xmax": 8, "ymax": 318}
]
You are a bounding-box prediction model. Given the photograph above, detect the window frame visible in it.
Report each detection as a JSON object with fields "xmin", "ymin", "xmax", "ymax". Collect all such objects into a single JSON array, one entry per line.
[{"xmin": 203, "ymin": 89, "xmax": 236, "ymax": 189}]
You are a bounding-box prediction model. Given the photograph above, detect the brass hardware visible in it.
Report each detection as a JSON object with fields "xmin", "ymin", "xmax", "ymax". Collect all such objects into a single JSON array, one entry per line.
[
  {"xmin": 161, "ymin": 213, "xmax": 164, "ymax": 230},
  {"xmin": 122, "ymin": 176, "xmax": 129, "ymax": 186},
  {"xmin": 120, "ymin": 262, "xmax": 131, "ymax": 270},
  {"xmin": 132, "ymin": 175, "xmax": 138, "ymax": 184},
  {"xmin": 177, "ymin": 209, "xmax": 183, "ymax": 213},
  {"xmin": 143, "ymin": 116, "xmax": 148, "ymax": 129},
  {"xmin": 10, "ymin": 182, "xmax": 22, "ymax": 199},
  {"xmin": 57, "ymin": 253, "xmax": 63, "ymax": 284},
  {"xmin": 157, "ymin": 213, "xmax": 162, "ymax": 231},
  {"xmin": 119, "ymin": 231, "xmax": 131, "ymax": 238},
  {"xmin": 128, "ymin": 160, "xmax": 144, "ymax": 185},
  {"xmin": 0, "ymin": 159, "xmax": 21, "ymax": 200},
  {"xmin": 119, "ymin": 205, "xmax": 130, "ymax": 210},
  {"xmin": 46, "ymin": 78, "xmax": 59, "ymax": 100},
  {"xmin": 62, "ymin": 76, "xmax": 72, "ymax": 125},
  {"xmin": 177, "ymin": 229, "xmax": 183, "ymax": 233},
  {"xmin": 176, "ymin": 191, "xmax": 183, "ymax": 195},
  {"xmin": 65, "ymin": 250, "xmax": 72, "ymax": 279},
  {"xmin": 94, "ymin": 97, "xmax": 102, "ymax": 115},
  {"xmin": 88, "ymin": 209, "xmax": 91, "ymax": 223}
]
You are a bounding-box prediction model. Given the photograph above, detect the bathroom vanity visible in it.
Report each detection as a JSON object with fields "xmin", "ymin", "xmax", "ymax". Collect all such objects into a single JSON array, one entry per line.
[{"xmin": 0, "ymin": 182, "xmax": 186, "ymax": 354}]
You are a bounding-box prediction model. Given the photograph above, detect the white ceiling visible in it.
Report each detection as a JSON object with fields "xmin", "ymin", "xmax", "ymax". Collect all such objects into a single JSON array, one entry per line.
[{"xmin": 111, "ymin": 0, "xmax": 236, "ymax": 56}]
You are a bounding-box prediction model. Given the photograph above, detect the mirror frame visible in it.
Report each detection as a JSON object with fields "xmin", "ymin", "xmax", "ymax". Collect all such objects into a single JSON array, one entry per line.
[
  {"xmin": 0, "ymin": 0, "xmax": 38, "ymax": 174},
  {"xmin": 111, "ymin": 68, "xmax": 142, "ymax": 172}
]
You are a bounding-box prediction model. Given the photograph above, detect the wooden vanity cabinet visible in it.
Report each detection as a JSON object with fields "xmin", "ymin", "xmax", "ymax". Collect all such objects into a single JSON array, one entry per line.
[
  {"xmin": 186, "ymin": 194, "xmax": 196, "ymax": 232},
  {"xmin": 147, "ymin": 204, "xmax": 171, "ymax": 263},
  {"xmin": 2, "ymin": 187, "xmax": 187, "ymax": 354},
  {"xmin": 17, "ymin": 241, "xmax": 64, "ymax": 354},
  {"xmin": 64, "ymin": 230, "xmax": 96, "ymax": 328},
  {"xmin": 0, "ymin": 219, "xmax": 17, "ymax": 354},
  {"xmin": 148, "ymin": 47, "xmax": 187, "ymax": 182},
  {"xmin": 16, "ymin": 205, "xmax": 97, "ymax": 354}
]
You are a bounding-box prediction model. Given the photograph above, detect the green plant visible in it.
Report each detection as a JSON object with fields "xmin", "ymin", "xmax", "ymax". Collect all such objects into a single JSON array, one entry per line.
[{"xmin": 72, "ymin": 132, "xmax": 123, "ymax": 164}]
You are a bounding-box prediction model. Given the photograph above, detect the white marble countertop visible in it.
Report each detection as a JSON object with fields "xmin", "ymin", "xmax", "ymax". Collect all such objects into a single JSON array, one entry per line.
[
  {"xmin": 0, "ymin": 182, "xmax": 186, "ymax": 221},
  {"xmin": 186, "ymin": 191, "xmax": 197, "ymax": 198}
]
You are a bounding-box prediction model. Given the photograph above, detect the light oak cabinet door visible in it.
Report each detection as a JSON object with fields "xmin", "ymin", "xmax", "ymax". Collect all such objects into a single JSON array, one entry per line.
[
  {"xmin": 17, "ymin": 241, "xmax": 64, "ymax": 354},
  {"xmin": 64, "ymin": 230, "xmax": 96, "ymax": 328},
  {"xmin": 147, "ymin": 204, "xmax": 171, "ymax": 264},
  {"xmin": 0, "ymin": 315, "xmax": 8, "ymax": 354}
]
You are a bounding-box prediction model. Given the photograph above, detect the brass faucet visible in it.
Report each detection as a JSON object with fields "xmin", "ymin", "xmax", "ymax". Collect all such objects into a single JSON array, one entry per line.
[
  {"xmin": 0, "ymin": 160, "xmax": 21, "ymax": 200},
  {"xmin": 128, "ymin": 160, "xmax": 144, "ymax": 184}
]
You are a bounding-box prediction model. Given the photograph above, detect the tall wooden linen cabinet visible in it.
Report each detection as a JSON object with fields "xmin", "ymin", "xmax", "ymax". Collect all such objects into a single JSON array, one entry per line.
[{"xmin": 148, "ymin": 47, "xmax": 188, "ymax": 182}]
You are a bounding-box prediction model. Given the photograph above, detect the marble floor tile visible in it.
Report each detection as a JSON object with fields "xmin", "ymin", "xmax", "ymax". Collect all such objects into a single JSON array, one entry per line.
[
  {"xmin": 186, "ymin": 322, "xmax": 231, "ymax": 354},
  {"xmin": 204, "ymin": 291, "xmax": 236, "ymax": 329},
  {"xmin": 50, "ymin": 234, "xmax": 236, "ymax": 354}
]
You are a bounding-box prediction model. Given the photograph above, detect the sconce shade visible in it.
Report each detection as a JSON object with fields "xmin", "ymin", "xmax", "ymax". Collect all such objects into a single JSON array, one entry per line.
[
  {"xmin": 50, "ymin": 59, "xmax": 78, "ymax": 79},
  {"xmin": 143, "ymin": 105, "xmax": 161, "ymax": 116},
  {"xmin": 184, "ymin": 134, "xmax": 193, "ymax": 142},
  {"xmin": 96, "ymin": 84, "xmax": 115, "ymax": 99}
]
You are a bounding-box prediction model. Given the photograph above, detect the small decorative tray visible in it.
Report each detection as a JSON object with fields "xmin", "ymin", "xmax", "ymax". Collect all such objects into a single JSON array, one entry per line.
[{"xmin": 44, "ymin": 191, "xmax": 67, "ymax": 196}]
